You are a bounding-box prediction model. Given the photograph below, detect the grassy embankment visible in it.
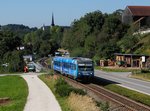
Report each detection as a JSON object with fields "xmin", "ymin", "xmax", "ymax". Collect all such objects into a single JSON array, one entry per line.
[
  {"xmin": 131, "ymin": 73, "xmax": 150, "ymax": 81},
  {"xmin": 39, "ymin": 74, "xmax": 104, "ymax": 111},
  {"xmin": 0, "ymin": 76, "xmax": 28, "ymax": 111},
  {"xmin": 96, "ymin": 66, "xmax": 150, "ymax": 81},
  {"xmin": 95, "ymin": 66, "xmax": 140, "ymax": 72},
  {"xmin": 105, "ymin": 84, "xmax": 150, "ymax": 106}
]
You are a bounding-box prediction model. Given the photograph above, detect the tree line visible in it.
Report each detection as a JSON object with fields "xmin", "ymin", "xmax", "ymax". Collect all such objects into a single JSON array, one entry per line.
[{"xmin": 0, "ymin": 9, "xmax": 147, "ymax": 72}]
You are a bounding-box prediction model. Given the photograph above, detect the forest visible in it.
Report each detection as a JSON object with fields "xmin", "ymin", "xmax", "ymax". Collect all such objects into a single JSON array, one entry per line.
[{"xmin": 0, "ymin": 9, "xmax": 150, "ymax": 72}]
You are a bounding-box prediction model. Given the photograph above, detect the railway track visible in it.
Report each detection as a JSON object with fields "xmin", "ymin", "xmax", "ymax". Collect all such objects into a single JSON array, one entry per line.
[
  {"xmin": 62, "ymin": 75, "xmax": 150, "ymax": 111},
  {"xmin": 39, "ymin": 57, "xmax": 48, "ymax": 67}
]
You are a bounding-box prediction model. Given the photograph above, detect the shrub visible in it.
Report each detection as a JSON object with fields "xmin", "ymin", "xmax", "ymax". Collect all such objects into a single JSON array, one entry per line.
[
  {"xmin": 72, "ymin": 88, "xmax": 87, "ymax": 95},
  {"xmin": 97, "ymin": 102, "xmax": 109, "ymax": 111},
  {"xmin": 55, "ymin": 78, "xmax": 68, "ymax": 87},
  {"xmin": 141, "ymin": 69, "xmax": 150, "ymax": 73},
  {"xmin": 54, "ymin": 77, "xmax": 86, "ymax": 97},
  {"xmin": 49, "ymin": 70, "xmax": 54, "ymax": 75},
  {"xmin": 55, "ymin": 78, "xmax": 73, "ymax": 97},
  {"xmin": 55, "ymin": 84, "xmax": 73, "ymax": 97}
]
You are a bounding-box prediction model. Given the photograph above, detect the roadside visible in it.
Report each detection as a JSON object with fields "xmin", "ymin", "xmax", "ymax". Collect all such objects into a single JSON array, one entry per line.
[
  {"xmin": 95, "ymin": 70, "xmax": 150, "ymax": 96},
  {"xmin": 92, "ymin": 70, "xmax": 150, "ymax": 107},
  {"xmin": 96, "ymin": 66, "xmax": 150, "ymax": 82},
  {"xmin": 95, "ymin": 66, "xmax": 140, "ymax": 72},
  {"xmin": 130, "ymin": 72, "xmax": 150, "ymax": 82}
]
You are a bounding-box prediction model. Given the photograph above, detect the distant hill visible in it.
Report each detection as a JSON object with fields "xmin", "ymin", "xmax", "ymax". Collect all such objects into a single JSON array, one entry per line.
[{"xmin": 1, "ymin": 24, "xmax": 37, "ymax": 38}]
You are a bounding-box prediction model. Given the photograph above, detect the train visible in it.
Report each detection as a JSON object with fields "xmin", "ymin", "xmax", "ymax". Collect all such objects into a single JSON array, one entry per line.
[{"xmin": 52, "ymin": 56, "xmax": 94, "ymax": 80}]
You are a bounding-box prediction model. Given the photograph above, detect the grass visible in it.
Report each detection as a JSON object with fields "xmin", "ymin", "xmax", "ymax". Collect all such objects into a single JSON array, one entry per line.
[
  {"xmin": 95, "ymin": 66, "xmax": 140, "ymax": 72},
  {"xmin": 104, "ymin": 84, "xmax": 150, "ymax": 107},
  {"xmin": 0, "ymin": 76, "xmax": 28, "ymax": 111},
  {"xmin": 0, "ymin": 72, "xmax": 22, "ymax": 75},
  {"xmin": 130, "ymin": 73, "xmax": 150, "ymax": 81},
  {"xmin": 68, "ymin": 93, "xmax": 99, "ymax": 111}
]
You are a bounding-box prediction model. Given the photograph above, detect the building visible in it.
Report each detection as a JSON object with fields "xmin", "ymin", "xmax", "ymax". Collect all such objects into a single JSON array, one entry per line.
[
  {"xmin": 122, "ymin": 6, "xmax": 150, "ymax": 27},
  {"xmin": 55, "ymin": 49, "xmax": 70, "ymax": 57},
  {"xmin": 51, "ymin": 13, "xmax": 55, "ymax": 27},
  {"xmin": 114, "ymin": 53, "xmax": 150, "ymax": 68},
  {"xmin": 23, "ymin": 55, "xmax": 33, "ymax": 63},
  {"xmin": 41, "ymin": 13, "xmax": 70, "ymax": 30}
]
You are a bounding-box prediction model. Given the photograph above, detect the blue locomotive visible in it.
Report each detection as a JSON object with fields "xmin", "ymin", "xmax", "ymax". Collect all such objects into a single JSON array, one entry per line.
[{"xmin": 52, "ymin": 57, "xmax": 94, "ymax": 80}]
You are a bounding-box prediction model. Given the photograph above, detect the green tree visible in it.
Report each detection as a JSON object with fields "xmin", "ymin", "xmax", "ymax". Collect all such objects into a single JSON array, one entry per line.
[
  {"xmin": 84, "ymin": 34, "xmax": 97, "ymax": 58},
  {"xmin": 3, "ymin": 51, "xmax": 25, "ymax": 72},
  {"xmin": 118, "ymin": 34, "xmax": 139, "ymax": 53},
  {"xmin": 39, "ymin": 41, "xmax": 52, "ymax": 57}
]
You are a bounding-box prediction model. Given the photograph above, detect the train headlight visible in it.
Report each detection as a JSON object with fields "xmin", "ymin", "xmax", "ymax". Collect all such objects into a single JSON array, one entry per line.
[
  {"xmin": 78, "ymin": 72, "xmax": 81, "ymax": 75},
  {"xmin": 90, "ymin": 73, "xmax": 93, "ymax": 75}
]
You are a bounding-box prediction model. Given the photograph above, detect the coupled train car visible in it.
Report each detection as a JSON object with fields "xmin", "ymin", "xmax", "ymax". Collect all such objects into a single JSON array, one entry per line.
[{"xmin": 52, "ymin": 57, "xmax": 94, "ymax": 80}]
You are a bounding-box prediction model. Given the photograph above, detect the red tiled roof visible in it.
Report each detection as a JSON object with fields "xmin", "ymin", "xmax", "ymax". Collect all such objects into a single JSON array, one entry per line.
[{"xmin": 127, "ymin": 6, "xmax": 150, "ymax": 16}]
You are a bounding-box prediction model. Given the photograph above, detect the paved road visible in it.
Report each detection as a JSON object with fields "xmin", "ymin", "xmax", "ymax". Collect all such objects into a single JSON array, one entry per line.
[
  {"xmin": 30, "ymin": 61, "xmax": 43, "ymax": 72},
  {"xmin": 95, "ymin": 70, "xmax": 150, "ymax": 95},
  {"xmin": 22, "ymin": 73, "xmax": 61, "ymax": 111}
]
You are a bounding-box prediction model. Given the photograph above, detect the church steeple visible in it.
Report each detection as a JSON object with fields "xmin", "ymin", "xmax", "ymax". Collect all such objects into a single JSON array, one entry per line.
[{"xmin": 51, "ymin": 13, "xmax": 55, "ymax": 27}]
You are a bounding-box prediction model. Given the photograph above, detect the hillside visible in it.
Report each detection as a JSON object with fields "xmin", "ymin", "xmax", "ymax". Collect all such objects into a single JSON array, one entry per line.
[{"xmin": 135, "ymin": 33, "xmax": 150, "ymax": 55}]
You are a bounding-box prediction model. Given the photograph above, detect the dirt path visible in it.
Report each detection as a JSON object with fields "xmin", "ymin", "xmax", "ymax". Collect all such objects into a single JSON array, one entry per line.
[{"xmin": 22, "ymin": 73, "xmax": 61, "ymax": 111}]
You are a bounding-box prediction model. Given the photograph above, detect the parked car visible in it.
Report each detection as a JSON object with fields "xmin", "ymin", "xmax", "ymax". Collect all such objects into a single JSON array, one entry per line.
[{"xmin": 27, "ymin": 63, "xmax": 36, "ymax": 72}]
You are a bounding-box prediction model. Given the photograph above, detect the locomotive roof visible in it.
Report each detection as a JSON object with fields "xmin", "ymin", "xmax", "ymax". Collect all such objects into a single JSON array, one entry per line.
[
  {"xmin": 72, "ymin": 57, "xmax": 92, "ymax": 62},
  {"xmin": 53, "ymin": 57, "xmax": 92, "ymax": 62}
]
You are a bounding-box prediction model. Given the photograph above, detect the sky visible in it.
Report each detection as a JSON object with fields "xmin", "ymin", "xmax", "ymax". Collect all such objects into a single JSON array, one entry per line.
[{"xmin": 0, "ymin": 0, "xmax": 150, "ymax": 28}]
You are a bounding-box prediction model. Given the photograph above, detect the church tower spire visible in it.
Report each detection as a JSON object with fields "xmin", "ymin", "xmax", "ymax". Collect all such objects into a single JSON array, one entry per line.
[{"xmin": 51, "ymin": 13, "xmax": 55, "ymax": 27}]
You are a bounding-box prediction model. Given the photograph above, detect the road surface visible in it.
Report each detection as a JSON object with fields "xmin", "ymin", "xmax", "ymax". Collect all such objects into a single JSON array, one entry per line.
[
  {"xmin": 22, "ymin": 73, "xmax": 61, "ymax": 111},
  {"xmin": 95, "ymin": 70, "xmax": 150, "ymax": 95}
]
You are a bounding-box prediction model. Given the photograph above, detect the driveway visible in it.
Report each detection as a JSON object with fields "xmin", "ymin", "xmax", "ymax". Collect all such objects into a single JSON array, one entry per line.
[{"xmin": 22, "ymin": 73, "xmax": 61, "ymax": 111}]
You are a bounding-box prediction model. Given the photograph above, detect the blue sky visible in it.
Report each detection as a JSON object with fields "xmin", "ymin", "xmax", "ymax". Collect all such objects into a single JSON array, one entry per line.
[{"xmin": 0, "ymin": 0, "xmax": 149, "ymax": 28}]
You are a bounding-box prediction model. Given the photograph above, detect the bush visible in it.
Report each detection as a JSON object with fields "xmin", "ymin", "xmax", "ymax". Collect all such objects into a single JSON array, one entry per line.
[
  {"xmin": 72, "ymin": 88, "xmax": 86, "ymax": 95},
  {"xmin": 141, "ymin": 69, "xmax": 150, "ymax": 73},
  {"xmin": 49, "ymin": 70, "xmax": 54, "ymax": 75},
  {"xmin": 54, "ymin": 78, "xmax": 86, "ymax": 97},
  {"xmin": 55, "ymin": 84, "xmax": 73, "ymax": 97},
  {"xmin": 97, "ymin": 102, "xmax": 109, "ymax": 111},
  {"xmin": 55, "ymin": 78, "xmax": 73, "ymax": 97},
  {"xmin": 55, "ymin": 78, "xmax": 68, "ymax": 87}
]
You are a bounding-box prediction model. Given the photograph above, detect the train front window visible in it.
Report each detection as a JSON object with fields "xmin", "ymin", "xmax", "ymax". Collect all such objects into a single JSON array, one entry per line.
[{"xmin": 78, "ymin": 66, "xmax": 93, "ymax": 71}]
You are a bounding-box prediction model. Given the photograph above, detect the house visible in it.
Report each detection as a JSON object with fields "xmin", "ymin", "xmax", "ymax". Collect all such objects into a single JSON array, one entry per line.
[
  {"xmin": 114, "ymin": 53, "xmax": 150, "ymax": 68},
  {"xmin": 23, "ymin": 55, "xmax": 33, "ymax": 63},
  {"xmin": 56, "ymin": 49, "xmax": 70, "ymax": 57},
  {"xmin": 122, "ymin": 6, "xmax": 150, "ymax": 28}
]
